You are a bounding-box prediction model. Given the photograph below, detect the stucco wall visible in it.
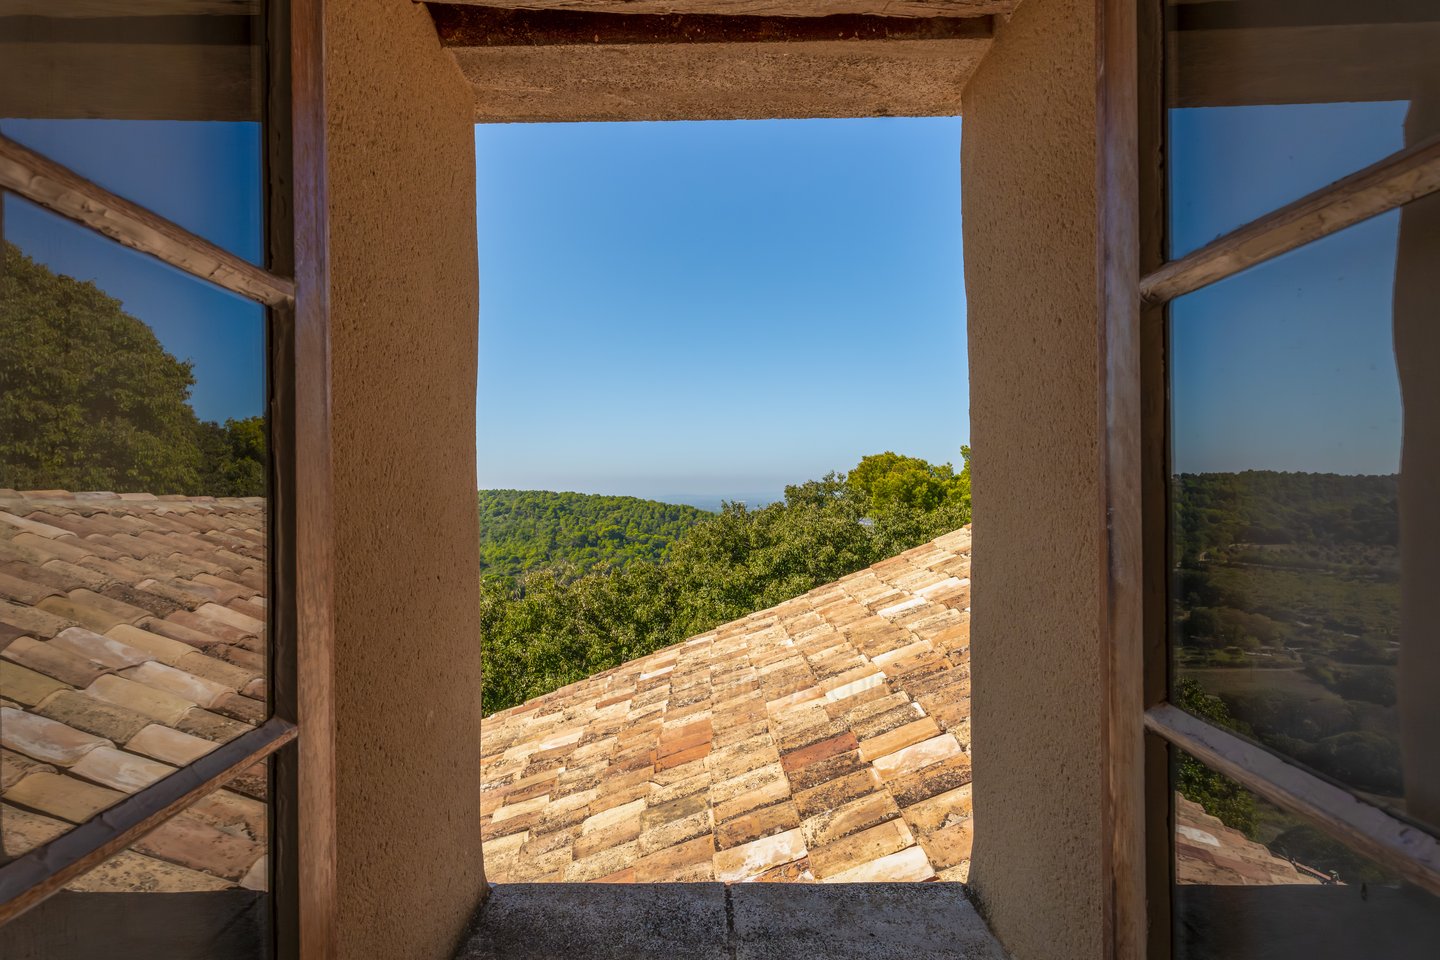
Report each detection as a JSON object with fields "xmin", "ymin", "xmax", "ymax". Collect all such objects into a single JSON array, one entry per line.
[
  {"xmin": 325, "ymin": 2, "xmax": 486, "ymax": 957},
  {"xmin": 960, "ymin": 0, "xmax": 1103, "ymax": 957}
]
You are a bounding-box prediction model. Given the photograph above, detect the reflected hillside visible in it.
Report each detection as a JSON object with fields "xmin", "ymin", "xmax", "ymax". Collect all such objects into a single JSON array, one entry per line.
[{"xmin": 1172, "ymin": 470, "xmax": 1408, "ymax": 838}]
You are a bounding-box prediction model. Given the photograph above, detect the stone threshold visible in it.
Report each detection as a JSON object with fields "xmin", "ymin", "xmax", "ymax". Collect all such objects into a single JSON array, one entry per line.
[{"xmin": 456, "ymin": 881, "xmax": 1008, "ymax": 960}]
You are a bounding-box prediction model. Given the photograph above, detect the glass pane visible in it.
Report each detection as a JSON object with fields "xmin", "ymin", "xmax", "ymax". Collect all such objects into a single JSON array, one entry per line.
[
  {"xmin": 1164, "ymin": 0, "xmax": 1440, "ymax": 256},
  {"xmin": 1172, "ymin": 749, "xmax": 1440, "ymax": 960},
  {"xmin": 1, "ymin": 193, "xmax": 269, "ymax": 841},
  {"xmin": 0, "ymin": 758, "xmax": 272, "ymax": 958},
  {"xmin": 0, "ymin": 0, "xmax": 265, "ymax": 263},
  {"xmin": 1168, "ymin": 198, "xmax": 1440, "ymax": 835}
]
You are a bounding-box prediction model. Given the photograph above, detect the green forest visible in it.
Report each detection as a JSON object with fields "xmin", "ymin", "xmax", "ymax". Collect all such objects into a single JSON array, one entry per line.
[
  {"xmin": 0, "ymin": 242, "xmax": 266, "ymax": 497},
  {"xmin": 478, "ymin": 490, "xmax": 711, "ymax": 578},
  {"xmin": 478, "ymin": 451, "xmax": 971, "ymax": 714}
]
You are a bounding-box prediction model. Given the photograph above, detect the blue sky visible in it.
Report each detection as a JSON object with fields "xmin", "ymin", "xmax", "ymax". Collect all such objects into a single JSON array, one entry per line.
[
  {"xmin": 474, "ymin": 119, "xmax": 969, "ymax": 501},
  {"xmin": 1167, "ymin": 101, "xmax": 1409, "ymax": 476},
  {"xmin": 1, "ymin": 105, "xmax": 1413, "ymax": 492},
  {"xmin": 2, "ymin": 119, "xmax": 265, "ymax": 425}
]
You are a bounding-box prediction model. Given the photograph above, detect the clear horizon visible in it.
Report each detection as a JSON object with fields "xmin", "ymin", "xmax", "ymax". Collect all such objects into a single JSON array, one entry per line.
[
  {"xmin": 0, "ymin": 107, "xmax": 1412, "ymax": 495},
  {"xmin": 473, "ymin": 118, "xmax": 970, "ymax": 502}
]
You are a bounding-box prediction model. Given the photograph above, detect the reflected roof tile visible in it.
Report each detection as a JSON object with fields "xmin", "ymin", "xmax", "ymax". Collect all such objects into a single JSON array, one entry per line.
[
  {"xmin": 70, "ymin": 746, "xmax": 175, "ymax": 793},
  {"xmin": 8, "ymin": 771, "xmax": 125, "ymax": 823}
]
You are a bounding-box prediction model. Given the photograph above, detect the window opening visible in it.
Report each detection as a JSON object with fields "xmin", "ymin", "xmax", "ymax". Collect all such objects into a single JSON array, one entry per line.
[{"xmin": 474, "ymin": 117, "xmax": 978, "ymax": 886}]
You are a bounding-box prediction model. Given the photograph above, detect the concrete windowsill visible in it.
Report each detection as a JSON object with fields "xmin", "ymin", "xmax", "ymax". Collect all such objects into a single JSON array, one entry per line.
[{"xmin": 456, "ymin": 881, "xmax": 1008, "ymax": 960}]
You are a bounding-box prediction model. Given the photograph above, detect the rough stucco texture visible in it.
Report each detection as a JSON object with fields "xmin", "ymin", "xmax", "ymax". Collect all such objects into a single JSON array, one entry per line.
[
  {"xmin": 960, "ymin": 0, "xmax": 1103, "ymax": 958},
  {"xmin": 456, "ymin": 40, "xmax": 987, "ymax": 122},
  {"xmin": 326, "ymin": 2, "xmax": 486, "ymax": 958}
]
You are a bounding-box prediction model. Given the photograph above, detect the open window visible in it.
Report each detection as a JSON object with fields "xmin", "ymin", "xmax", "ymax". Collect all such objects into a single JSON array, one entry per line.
[
  {"xmin": 0, "ymin": 2, "xmax": 315, "ymax": 955},
  {"xmin": 1103, "ymin": 1, "xmax": 1440, "ymax": 957}
]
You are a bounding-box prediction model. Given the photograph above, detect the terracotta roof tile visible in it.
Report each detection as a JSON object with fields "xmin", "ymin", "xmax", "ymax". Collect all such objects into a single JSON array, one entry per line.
[
  {"xmin": 1, "ymin": 803, "xmax": 71, "ymax": 856},
  {"xmin": 69, "ymin": 746, "xmax": 176, "ymax": 793},
  {"xmin": 1, "ymin": 706, "xmax": 112, "ymax": 765},
  {"xmin": 35, "ymin": 689, "xmax": 154, "ymax": 744},
  {"xmin": 8, "ymin": 771, "xmax": 126, "ymax": 823},
  {"xmin": 0, "ymin": 492, "xmax": 266, "ymax": 891},
  {"xmin": 2, "ymin": 635, "xmax": 109, "ymax": 689},
  {"xmin": 86, "ymin": 674, "xmax": 195, "ymax": 725},
  {"xmin": 0, "ymin": 660, "xmax": 70, "ymax": 706},
  {"xmin": 125, "ymin": 724, "xmax": 218, "ymax": 766},
  {"xmin": 50, "ymin": 625, "xmax": 153, "ymax": 669},
  {"xmin": 1, "ymin": 749, "xmax": 54, "ymax": 791},
  {"xmin": 481, "ymin": 529, "xmax": 975, "ymax": 885},
  {"xmin": 66, "ymin": 851, "xmax": 233, "ymax": 893}
]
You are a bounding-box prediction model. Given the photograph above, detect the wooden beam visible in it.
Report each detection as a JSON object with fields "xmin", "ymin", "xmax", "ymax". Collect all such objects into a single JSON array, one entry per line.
[
  {"xmin": 431, "ymin": 5, "xmax": 994, "ymax": 45},
  {"xmin": 430, "ymin": 0, "xmax": 1013, "ymax": 20},
  {"xmin": 1145, "ymin": 705, "xmax": 1440, "ymax": 899},
  {"xmin": 0, "ymin": 718, "xmax": 297, "ymax": 926},
  {"xmin": 0, "ymin": 135, "xmax": 294, "ymax": 308},
  {"xmin": 1141, "ymin": 131, "xmax": 1440, "ymax": 304}
]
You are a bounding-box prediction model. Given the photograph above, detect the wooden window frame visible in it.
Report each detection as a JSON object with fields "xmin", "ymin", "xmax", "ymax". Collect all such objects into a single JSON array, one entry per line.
[
  {"xmin": 1099, "ymin": 1, "xmax": 1440, "ymax": 958},
  {"xmin": 0, "ymin": 1, "xmax": 334, "ymax": 957}
]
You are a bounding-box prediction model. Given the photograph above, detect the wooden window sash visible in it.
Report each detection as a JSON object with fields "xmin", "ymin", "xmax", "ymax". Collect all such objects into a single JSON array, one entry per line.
[
  {"xmin": 0, "ymin": 2, "xmax": 327, "ymax": 955},
  {"xmin": 0, "ymin": 718, "xmax": 298, "ymax": 926},
  {"xmin": 1107, "ymin": 4, "xmax": 1440, "ymax": 959},
  {"xmin": 0, "ymin": 135, "xmax": 296, "ymax": 308},
  {"xmin": 1140, "ymin": 130, "xmax": 1440, "ymax": 305},
  {"xmin": 1146, "ymin": 705, "xmax": 1440, "ymax": 897},
  {"xmin": 285, "ymin": 0, "xmax": 336, "ymax": 956},
  {"xmin": 1099, "ymin": 0, "xmax": 1167, "ymax": 956}
]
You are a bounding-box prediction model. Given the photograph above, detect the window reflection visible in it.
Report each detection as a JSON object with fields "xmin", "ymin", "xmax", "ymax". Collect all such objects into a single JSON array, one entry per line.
[
  {"xmin": 1172, "ymin": 750, "xmax": 1440, "ymax": 960},
  {"xmin": 2, "ymin": 193, "xmax": 269, "ymax": 846},
  {"xmin": 0, "ymin": 759, "xmax": 272, "ymax": 959},
  {"xmin": 1169, "ymin": 196, "xmax": 1440, "ymax": 837},
  {"xmin": 1165, "ymin": 0, "xmax": 1440, "ymax": 256},
  {"xmin": 0, "ymin": 0, "xmax": 266, "ymax": 262}
]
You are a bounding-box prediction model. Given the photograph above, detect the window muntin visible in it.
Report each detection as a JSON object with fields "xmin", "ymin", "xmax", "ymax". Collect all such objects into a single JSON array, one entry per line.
[
  {"xmin": 1163, "ymin": 0, "xmax": 1440, "ymax": 258},
  {"xmin": 0, "ymin": 760, "xmax": 273, "ymax": 958},
  {"xmin": 0, "ymin": 0, "xmax": 266, "ymax": 263}
]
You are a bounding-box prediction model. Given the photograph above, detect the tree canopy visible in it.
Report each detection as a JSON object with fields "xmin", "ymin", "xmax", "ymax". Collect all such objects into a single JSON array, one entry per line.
[
  {"xmin": 0, "ymin": 242, "xmax": 264, "ymax": 496},
  {"xmin": 479, "ymin": 452, "xmax": 973, "ymax": 714},
  {"xmin": 478, "ymin": 489, "xmax": 711, "ymax": 579}
]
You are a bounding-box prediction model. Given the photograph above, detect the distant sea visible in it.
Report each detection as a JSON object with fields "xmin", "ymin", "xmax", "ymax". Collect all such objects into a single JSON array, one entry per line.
[{"xmin": 654, "ymin": 492, "xmax": 784, "ymax": 513}]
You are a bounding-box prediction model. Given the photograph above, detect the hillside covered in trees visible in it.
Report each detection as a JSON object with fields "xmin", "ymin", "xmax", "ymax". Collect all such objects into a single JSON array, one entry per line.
[
  {"xmin": 1172, "ymin": 470, "xmax": 1406, "ymax": 881},
  {"xmin": 0, "ymin": 242, "xmax": 265, "ymax": 497},
  {"xmin": 478, "ymin": 490, "xmax": 711, "ymax": 578},
  {"xmin": 479, "ymin": 450, "xmax": 972, "ymax": 714}
]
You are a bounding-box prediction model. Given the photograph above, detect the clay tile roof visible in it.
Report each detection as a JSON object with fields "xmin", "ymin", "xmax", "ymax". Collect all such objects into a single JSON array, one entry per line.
[
  {"xmin": 482, "ymin": 525, "xmax": 1318, "ymax": 888},
  {"xmin": 482, "ymin": 528, "xmax": 977, "ymax": 884},
  {"xmin": 0, "ymin": 490, "xmax": 268, "ymax": 893}
]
